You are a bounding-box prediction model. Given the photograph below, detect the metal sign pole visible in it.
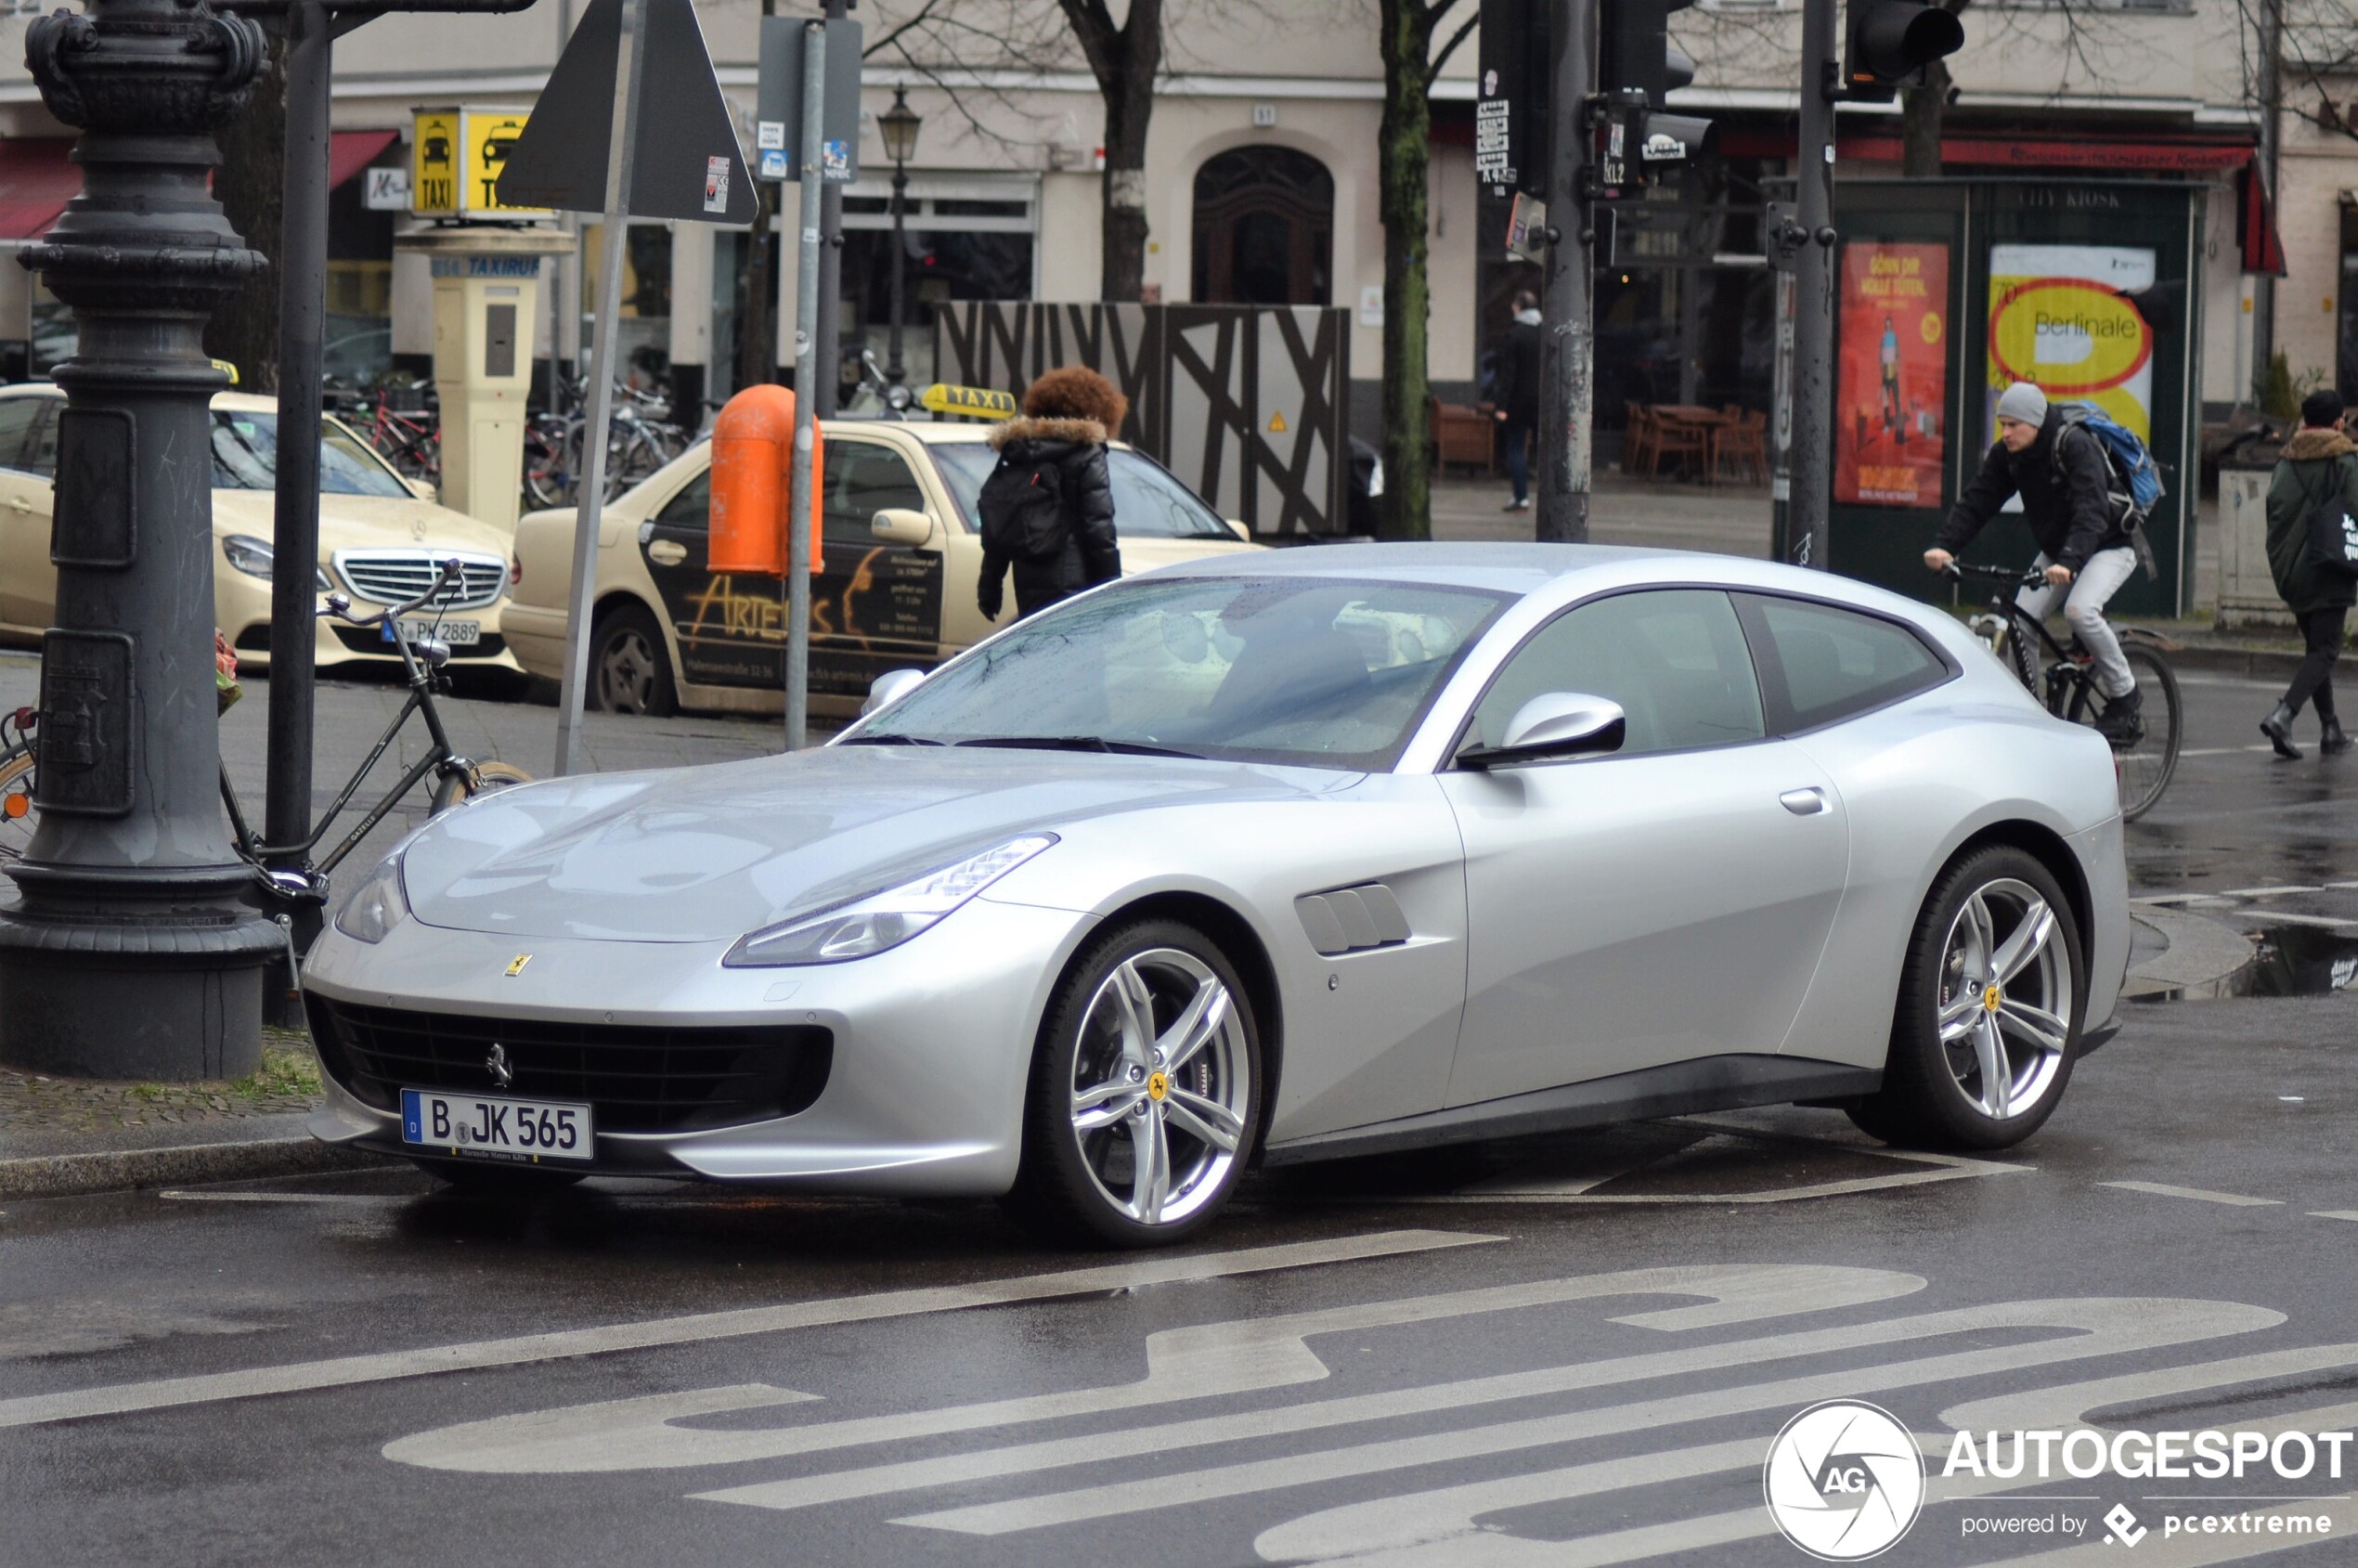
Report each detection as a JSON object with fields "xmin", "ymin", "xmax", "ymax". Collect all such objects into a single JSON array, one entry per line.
[
  {"xmin": 553, "ymin": 0, "xmax": 648, "ymax": 776},
  {"xmin": 1536, "ymin": 0, "xmax": 1595, "ymax": 544},
  {"xmin": 1792, "ymin": 0, "xmax": 1838, "ymax": 570},
  {"xmin": 784, "ymin": 19, "xmax": 824, "ymax": 752}
]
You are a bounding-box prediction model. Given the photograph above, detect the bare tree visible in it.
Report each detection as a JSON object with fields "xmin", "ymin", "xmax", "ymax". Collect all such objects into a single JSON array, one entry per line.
[
  {"xmin": 1052, "ymin": 0, "xmax": 1164, "ymax": 300},
  {"xmin": 1372, "ymin": 0, "xmax": 1475, "ymax": 538},
  {"xmin": 206, "ymin": 30, "xmax": 289, "ymax": 389}
]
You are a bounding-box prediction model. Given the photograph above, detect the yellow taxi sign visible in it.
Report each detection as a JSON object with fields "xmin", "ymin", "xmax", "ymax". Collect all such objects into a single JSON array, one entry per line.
[
  {"xmin": 919, "ymin": 383, "xmax": 1018, "ymax": 421},
  {"xmin": 412, "ymin": 108, "xmax": 548, "ymax": 218}
]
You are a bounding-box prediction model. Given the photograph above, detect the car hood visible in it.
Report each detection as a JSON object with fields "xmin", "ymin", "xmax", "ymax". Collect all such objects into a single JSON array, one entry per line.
[
  {"xmin": 213, "ymin": 491, "xmax": 512, "ymax": 561},
  {"xmin": 401, "ymin": 745, "xmax": 1348, "ymax": 943}
]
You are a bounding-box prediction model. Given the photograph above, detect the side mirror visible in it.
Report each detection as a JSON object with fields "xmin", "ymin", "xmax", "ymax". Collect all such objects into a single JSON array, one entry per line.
[
  {"xmin": 1459, "ymin": 692, "xmax": 1626, "ymax": 770},
  {"xmin": 405, "ymin": 477, "xmax": 438, "ymax": 503},
  {"xmin": 871, "ymin": 508, "xmax": 935, "ymax": 547},
  {"xmin": 861, "ymin": 667, "xmax": 926, "ymax": 717},
  {"xmin": 1225, "ymin": 519, "xmax": 1251, "ymax": 544}
]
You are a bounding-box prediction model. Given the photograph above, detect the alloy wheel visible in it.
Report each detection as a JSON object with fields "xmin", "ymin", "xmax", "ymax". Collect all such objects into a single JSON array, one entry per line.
[
  {"xmin": 1935, "ymin": 876, "xmax": 2073, "ymax": 1121},
  {"xmin": 1066, "ymin": 947, "xmax": 1250, "ymax": 1226},
  {"xmin": 596, "ymin": 628, "xmax": 658, "ymax": 713}
]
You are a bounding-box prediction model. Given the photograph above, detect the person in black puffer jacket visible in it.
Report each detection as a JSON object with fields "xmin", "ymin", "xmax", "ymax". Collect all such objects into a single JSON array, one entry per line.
[{"xmin": 978, "ymin": 366, "xmax": 1125, "ymax": 621}]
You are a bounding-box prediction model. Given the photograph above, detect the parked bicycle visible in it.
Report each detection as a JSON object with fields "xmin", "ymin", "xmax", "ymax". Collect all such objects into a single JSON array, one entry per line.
[
  {"xmin": 0, "ymin": 562, "xmax": 531, "ymax": 954},
  {"xmin": 334, "ymin": 381, "xmax": 442, "ymax": 485},
  {"xmin": 523, "ymin": 376, "xmax": 693, "ymax": 510},
  {"xmin": 1948, "ymin": 561, "xmax": 2183, "ymax": 821}
]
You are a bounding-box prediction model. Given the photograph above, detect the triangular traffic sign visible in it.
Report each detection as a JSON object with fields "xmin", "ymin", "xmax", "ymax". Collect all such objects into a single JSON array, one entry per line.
[{"xmin": 496, "ymin": 0, "xmax": 756, "ymax": 225}]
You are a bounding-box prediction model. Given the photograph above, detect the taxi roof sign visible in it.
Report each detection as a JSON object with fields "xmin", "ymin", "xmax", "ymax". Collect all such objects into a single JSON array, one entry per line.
[{"xmin": 919, "ymin": 383, "xmax": 1018, "ymax": 421}]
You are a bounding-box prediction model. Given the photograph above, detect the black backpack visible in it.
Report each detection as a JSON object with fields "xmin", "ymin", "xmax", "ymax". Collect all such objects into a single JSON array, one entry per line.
[
  {"xmin": 2299, "ymin": 457, "xmax": 2358, "ymax": 579},
  {"xmin": 978, "ymin": 452, "xmax": 1069, "ymax": 562}
]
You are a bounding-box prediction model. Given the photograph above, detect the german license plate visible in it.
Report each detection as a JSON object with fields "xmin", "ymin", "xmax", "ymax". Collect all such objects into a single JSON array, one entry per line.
[
  {"xmin": 383, "ymin": 617, "xmax": 480, "ymax": 646},
  {"xmin": 401, "ymin": 1088, "xmax": 593, "ymax": 1161}
]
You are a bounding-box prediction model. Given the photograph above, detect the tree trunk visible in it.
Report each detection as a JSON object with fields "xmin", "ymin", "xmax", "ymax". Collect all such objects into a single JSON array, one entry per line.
[
  {"xmin": 1376, "ymin": 0, "xmax": 1436, "ymax": 540},
  {"xmin": 204, "ymin": 32, "xmax": 288, "ymax": 391},
  {"xmin": 1900, "ymin": 56, "xmax": 1949, "ymax": 178},
  {"xmin": 1100, "ymin": 80, "xmax": 1153, "ymax": 302},
  {"xmin": 737, "ymin": 184, "xmax": 778, "ymax": 391}
]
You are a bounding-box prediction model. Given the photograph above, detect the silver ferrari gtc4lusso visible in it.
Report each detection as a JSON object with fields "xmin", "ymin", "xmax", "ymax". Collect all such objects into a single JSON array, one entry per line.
[{"xmin": 304, "ymin": 544, "xmax": 2128, "ymax": 1246}]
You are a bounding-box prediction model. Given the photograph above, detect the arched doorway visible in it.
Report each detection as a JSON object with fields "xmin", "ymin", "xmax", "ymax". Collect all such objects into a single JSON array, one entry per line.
[{"xmin": 1191, "ymin": 147, "xmax": 1333, "ymax": 306}]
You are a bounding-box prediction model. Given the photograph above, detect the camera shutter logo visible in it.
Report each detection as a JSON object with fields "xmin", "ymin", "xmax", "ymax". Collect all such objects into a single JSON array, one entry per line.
[{"xmin": 1763, "ymin": 1400, "xmax": 1925, "ymax": 1560}]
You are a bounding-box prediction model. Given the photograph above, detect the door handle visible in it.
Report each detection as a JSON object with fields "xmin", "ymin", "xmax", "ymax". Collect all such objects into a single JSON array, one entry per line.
[
  {"xmin": 644, "ymin": 538, "xmax": 687, "ymax": 566},
  {"xmin": 1779, "ymin": 787, "xmax": 1827, "ymax": 816}
]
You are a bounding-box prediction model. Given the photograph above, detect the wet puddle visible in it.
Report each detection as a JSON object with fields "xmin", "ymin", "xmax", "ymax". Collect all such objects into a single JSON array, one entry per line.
[{"xmin": 2136, "ymin": 920, "xmax": 2358, "ymax": 1003}]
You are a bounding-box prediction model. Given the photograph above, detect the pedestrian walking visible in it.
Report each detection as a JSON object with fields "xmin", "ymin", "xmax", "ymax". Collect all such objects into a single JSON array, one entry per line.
[
  {"xmin": 1924, "ymin": 381, "xmax": 2147, "ymax": 745},
  {"xmin": 2258, "ymin": 388, "xmax": 2357, "ymax": 758},
  {"xmin": 977, "ymin": 366, "xmax": 1125, "ymax": 622},
  {"xmin": 1494, "ymin": 291, "xmax": 1541, "ymax": 512}
]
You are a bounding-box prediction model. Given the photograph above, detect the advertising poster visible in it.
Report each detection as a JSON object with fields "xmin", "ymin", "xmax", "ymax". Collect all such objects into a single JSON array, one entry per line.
[
  {"xmin": 1834, "ymin": 242, "xmax": 1950, "ymax": 508},
  {"xmin": 1985, "ymin": 243, "xmax": 2157, "ymax": 447}
]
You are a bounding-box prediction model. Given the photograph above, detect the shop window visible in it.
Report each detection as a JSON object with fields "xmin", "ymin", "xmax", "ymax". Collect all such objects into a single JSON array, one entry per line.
[{"xmin": 1192, "ymin": 147, "xmax": 1334, "ymax": 307}]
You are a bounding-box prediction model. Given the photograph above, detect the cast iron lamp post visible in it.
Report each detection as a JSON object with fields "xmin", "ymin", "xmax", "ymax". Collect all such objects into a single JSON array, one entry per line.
[
  {"xmin": 0, "ymin": 0, "xmax": 287, "ymax": 1078},
  {"xmin": 879, "ymin": 87, "xmax": 921, "ymax": 386}
]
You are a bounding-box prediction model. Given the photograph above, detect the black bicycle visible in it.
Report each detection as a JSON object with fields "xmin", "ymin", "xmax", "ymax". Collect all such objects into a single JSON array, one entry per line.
[
  {"xmin": 1948, "ymin": 561, "xmax": 2183, "ymax": 822},
  {"xmin": 0, "ymin": 561, "xmax": 531, "ymax": 952}
]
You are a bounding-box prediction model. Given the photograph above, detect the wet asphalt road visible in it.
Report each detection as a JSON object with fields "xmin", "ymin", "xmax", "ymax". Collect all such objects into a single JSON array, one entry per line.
[{"xmin": 4, "ymin": 663, "xmax": 2358, "ymax": 1567}]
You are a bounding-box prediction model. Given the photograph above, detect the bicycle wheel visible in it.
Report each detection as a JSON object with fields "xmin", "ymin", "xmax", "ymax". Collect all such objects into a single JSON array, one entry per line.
[
  {"xmin": 0, "ymin": 743, "xmax": 35, "ymax": 862},
  {"xmin": 2066, "ymin": 642, "xmax": 2182, "ymax": 822},
  {"xmin": 2001, "ymin": 620, "xmax": 2042, "ymax": 699},
  {"xmin": 431, "ymin": 760, "xmax": 534, "ymax": 814}
]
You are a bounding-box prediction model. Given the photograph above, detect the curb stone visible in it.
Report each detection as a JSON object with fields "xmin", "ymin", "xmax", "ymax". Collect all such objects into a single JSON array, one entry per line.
[
  {"xmin": 2124, "ymin": 905, "xmax": 2259, "ymax": 1002},
  {"xmin": 0, "ymin": 1128, "xmax": 391, "ymax": 1200}
]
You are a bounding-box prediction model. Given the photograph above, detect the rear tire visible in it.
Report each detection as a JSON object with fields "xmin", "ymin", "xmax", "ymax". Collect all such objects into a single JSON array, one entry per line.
[
  {"xmin": 1003, "ymin": 919, "xmax": 1261, "ymax": 1249},
  {"xmin": 431, "ymin": 760, "xmax": 534, "ymax": 813},
  {"xmin": 588, "ymin": 603, "xmax": 679, "ymax": 718},
  {"xmin": 1849, "ymin": 846, "xmax": 2083, "ymax": 1152},
  {"xmin": 2068, "ymin": 641, "xmax": 2182, "ymax": 822}
]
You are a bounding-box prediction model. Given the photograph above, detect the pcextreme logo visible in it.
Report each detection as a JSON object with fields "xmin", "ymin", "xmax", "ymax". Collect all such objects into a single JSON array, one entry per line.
[{"xmin": 1764, "ymin": 1400, "xmax": 1927, "ymax": 1561}]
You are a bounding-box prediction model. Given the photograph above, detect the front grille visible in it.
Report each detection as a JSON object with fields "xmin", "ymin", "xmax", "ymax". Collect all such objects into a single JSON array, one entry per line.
[
  {"xmin": 329, "ymin": 626, "xmax": 507, "ymax": 659},
  {"xmin": 307, "ymin": 998, "xmax": 833, "ymax": 1134},
  {"xmin": 335, "ymin": 550, "xmax": 507, "ymax": 611}
]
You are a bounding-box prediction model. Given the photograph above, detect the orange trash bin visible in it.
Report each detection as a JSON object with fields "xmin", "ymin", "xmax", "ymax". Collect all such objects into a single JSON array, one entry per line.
[{"xmin": 708, "ymin": 384, "xmax": 824, "ymax": 576}]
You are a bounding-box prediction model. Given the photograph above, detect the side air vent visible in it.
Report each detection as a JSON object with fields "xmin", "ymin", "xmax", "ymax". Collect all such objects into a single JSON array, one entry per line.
[{"xmin": 1297, "ymin": 882, "xmax": 1412, "ymax": 956}]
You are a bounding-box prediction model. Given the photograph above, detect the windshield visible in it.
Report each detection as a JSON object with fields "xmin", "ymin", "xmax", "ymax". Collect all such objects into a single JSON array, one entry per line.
[
  {"xmin": 929, "ymin": 442, "xmax": 1237, "ymax": 539},
  {"xmin": 210, "ymin": 410, "xmax": 413, "ymax": 498},
  {"xmin": 854, "ymin": 575, "xmax": 1509, "ymax": 771}
]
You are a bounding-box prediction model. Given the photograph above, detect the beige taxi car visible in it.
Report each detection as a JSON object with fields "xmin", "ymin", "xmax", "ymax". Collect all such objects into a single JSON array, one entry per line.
[
  {"xmin": 0, "ymin": 384, "xmax": 525, "ymax": 676},
  {"xmin": 502, "ymin": 418, "xmax": 1261, "ymax": 717}
]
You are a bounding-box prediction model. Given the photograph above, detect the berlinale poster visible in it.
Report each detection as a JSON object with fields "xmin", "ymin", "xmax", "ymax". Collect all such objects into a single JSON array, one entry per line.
[
  {"xmin": 1984, "ymin": 243, "xmax": 2157, "ymax": 448},
  {"xmin": 1834, "ymin": 242, "xmax": 1950, "ymax": 507}
]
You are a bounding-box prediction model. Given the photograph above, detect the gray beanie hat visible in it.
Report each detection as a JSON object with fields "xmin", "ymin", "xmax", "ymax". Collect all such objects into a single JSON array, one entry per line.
[{"xmin": 1995, "ymin": 382, "xmax": 2048, "ymax": 426}]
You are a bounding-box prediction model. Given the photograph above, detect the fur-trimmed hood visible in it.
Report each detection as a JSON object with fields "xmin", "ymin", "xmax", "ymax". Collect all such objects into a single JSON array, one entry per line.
[
  {"xmin": 990, "ymin": 416, "xmax": 1108, "ymax": 449},
  {"xmin": 2281, "ymin": 428, "xmax": 2355, "ymax": 462}
]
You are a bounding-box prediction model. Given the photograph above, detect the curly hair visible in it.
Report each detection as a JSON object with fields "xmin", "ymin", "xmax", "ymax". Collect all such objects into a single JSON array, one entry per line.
[{"xmin": 1023, "ymin": 365, "xmax": 1128, "ymax": 433}]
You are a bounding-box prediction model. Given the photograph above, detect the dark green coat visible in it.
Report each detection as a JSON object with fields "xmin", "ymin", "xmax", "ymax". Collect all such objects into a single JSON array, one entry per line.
[{"xmin": 2265, "ymin": 430, "xmax": 2358, "ymax": 615}]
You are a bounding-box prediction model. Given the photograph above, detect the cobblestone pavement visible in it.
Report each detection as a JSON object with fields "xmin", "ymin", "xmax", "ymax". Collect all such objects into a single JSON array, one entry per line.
[{"xmin": 0, "ymin": 1031, "xmax": 323, "ymax": 1134}]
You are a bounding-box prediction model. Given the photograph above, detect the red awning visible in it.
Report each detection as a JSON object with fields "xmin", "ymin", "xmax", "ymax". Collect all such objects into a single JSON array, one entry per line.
[
  {"xmin": 1719, "ymin": 128, "xmax": 2256, "ymax": 175},
  {"xmin": 0, "ymin": 129, "xmax": 403, "ymax": 242},
  {"xmin": 0, "ymin": 138, "xmax": 80, "ymax": 242}
]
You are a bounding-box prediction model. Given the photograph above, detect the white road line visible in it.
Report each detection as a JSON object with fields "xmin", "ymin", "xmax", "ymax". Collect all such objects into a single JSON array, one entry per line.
[
  {"xmin": 2177, "ymin": 746, "xmax": 2286, "ymax": 758},
  {"xmin": 2217, "ymin": 886, "xmax": 2324, "ymax": 899},
  {"xmin": 2101, "ymin": 1181, "xmax": 2283, "ymax": 1208},
  {"xmin": 2249, "ymin": 912, "xmax": 2358, "ymax": 930},
  {"xmin": 390, "ymin": 1265, "xmax": 1924, "ymax": 1476},
  {"xmin": 0, "ymin": 1228, "xmax": 1491, "ymax": 1432},
  {"xmin": 879, "ymin": 1298, "xmax": 2275, "ymax": 1536},
  {"xmin": 155, "ymin": 1190, "xmax": 396, "ymax": 1206},
  {"xmin": 2307, "ymin": 1212, "xmax": 2358, "ymax": 1223}
]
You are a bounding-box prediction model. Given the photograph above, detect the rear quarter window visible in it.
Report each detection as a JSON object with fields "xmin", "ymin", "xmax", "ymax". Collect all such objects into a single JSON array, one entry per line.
[{"xmin": 1735, "ymin": 592, "xmax": 1953, "ymax": 734}]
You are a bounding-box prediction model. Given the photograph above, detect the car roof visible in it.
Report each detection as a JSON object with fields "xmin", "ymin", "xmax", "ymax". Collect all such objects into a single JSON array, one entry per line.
[
  {"xmin": 1138, "ymin": 540, "xmax": 1690, "ymax": 594},
  {"xmin": 0, "ymin": 382, "xmax": 279, "ymax": 414}
]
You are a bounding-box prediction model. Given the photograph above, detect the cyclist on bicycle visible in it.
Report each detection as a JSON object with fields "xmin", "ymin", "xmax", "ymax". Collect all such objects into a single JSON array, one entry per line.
[{"xmin": 1923, "ymin": 381, "xmax": 2145, "ymax": 745}]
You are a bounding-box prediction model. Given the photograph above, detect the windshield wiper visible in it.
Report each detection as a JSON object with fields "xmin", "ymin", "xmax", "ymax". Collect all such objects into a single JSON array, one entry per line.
[
  {"xmin": 837, "ymin": 733, "xmax": 946, "ymax": 746},
  {"xmin": 954, "ymin": 735, "xmax": 1205, "ymax": 759}
]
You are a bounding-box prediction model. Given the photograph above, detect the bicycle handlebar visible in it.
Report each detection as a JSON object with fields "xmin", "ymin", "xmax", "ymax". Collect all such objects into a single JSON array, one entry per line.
[
  {"xmin": 1942, "ymin": 562, "xmax": 2047, "ymax": 588},
  {"xmin": 322, "ymin": 558, "xmax": 463, "ymax": 628}
]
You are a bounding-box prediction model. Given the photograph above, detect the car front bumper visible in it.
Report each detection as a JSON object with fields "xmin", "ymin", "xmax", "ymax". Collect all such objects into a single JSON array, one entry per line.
[
  {"xmin": 221, "ymin": 570, "xmax": 525, "ymax": 674},
  {"xmin": 301, "ymin": 894, "xmax": 1093, "ymax": 1194}
]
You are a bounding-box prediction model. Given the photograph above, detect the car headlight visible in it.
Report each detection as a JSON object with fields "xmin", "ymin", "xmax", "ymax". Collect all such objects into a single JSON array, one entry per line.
[
  {"xmin": 333, "ymin": 849, "xmax": 410, "ymax": 944},
  {"xmin": 222, "ymin": 534, "xmax": 332, "ymax": 591},
  {"xmin": 723, "ymin": 835, "xmax": 1057, "ymax": 967}
]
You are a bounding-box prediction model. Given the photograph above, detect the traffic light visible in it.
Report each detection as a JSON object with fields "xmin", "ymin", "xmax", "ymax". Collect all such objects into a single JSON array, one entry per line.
[
  {"xmin": 1598, "ymin": 0, "xmax": 1713, "ymax": 188},
  {"xmin": 1843, "ymin": 0, "xmax": 1965, "ymax": 101}
]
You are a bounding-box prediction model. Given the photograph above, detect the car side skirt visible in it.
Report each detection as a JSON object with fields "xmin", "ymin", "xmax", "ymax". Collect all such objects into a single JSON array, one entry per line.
[{"xmin": 1257, "ymin": 1055, "xmax": 1883, "ymax": 1167}]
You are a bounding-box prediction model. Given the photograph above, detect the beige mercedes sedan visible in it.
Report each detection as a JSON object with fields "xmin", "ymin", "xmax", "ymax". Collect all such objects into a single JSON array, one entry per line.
[
  {"xmin": 501, "ymin": 418, "xmax": 1260, "ymax": 719},
  {"xmin": 0, "ymin": 384, "xmax": 525, "ymax": 675}
]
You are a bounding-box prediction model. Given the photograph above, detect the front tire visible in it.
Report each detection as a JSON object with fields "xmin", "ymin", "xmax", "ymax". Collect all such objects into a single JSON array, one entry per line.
[
  {"xmin": 1004, "ymin": 920, "xmax": 1261, "ymax": 1248},
  {"xmin": 589, "ymin": 603, "xmax": 679, "ymax": 717},
  {"xmin": 431, "ymin": 760, "xmax": 534, "ymax": 813},
  {"xmin": 1850, "ymin": 846, "xmax": 2083, "ymax": 1151}
]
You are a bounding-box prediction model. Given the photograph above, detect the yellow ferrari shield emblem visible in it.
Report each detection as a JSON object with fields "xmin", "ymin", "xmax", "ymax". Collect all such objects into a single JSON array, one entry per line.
[
  {"xmin": 1146, "ymin": 1069, "xmax": 1170, "ymax": 1102},
  {"xmin": 506, "ymin": 953, "xmax": 533, "ymax": 978},
  {"xmin": 1982, "ymin": 983, "xmax": 2002, "ymax": 1013}
]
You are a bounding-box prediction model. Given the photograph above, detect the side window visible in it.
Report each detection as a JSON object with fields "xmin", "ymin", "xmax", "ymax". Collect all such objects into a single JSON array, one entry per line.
[
  {"xmin": 19, "ymin": 402, "xmax": 58, "ymax": 479},
  {"xmin": 654, "ymin": 470, "xmax": 709, "ymax": 528},
  {"xmin": 1473, "ymin": 589, "xmax": 1765, "ymax": 758},
  {"xmin": 822, "ymin": 442, "xmax": 926, "ymax": 544},
  {"xmin": 1738, "ymin": 593, "xmax": 1950, "ymax": 732},
  {"xmin": 0, "ymin": 397, "xmax": 47, "ymax": 474}
]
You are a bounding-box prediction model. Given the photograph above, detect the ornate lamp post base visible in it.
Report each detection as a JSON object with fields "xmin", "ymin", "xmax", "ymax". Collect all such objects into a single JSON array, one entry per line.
[{"xmin": 0, "ymin": 0, "xmax": 287, "ymax": 1081}]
